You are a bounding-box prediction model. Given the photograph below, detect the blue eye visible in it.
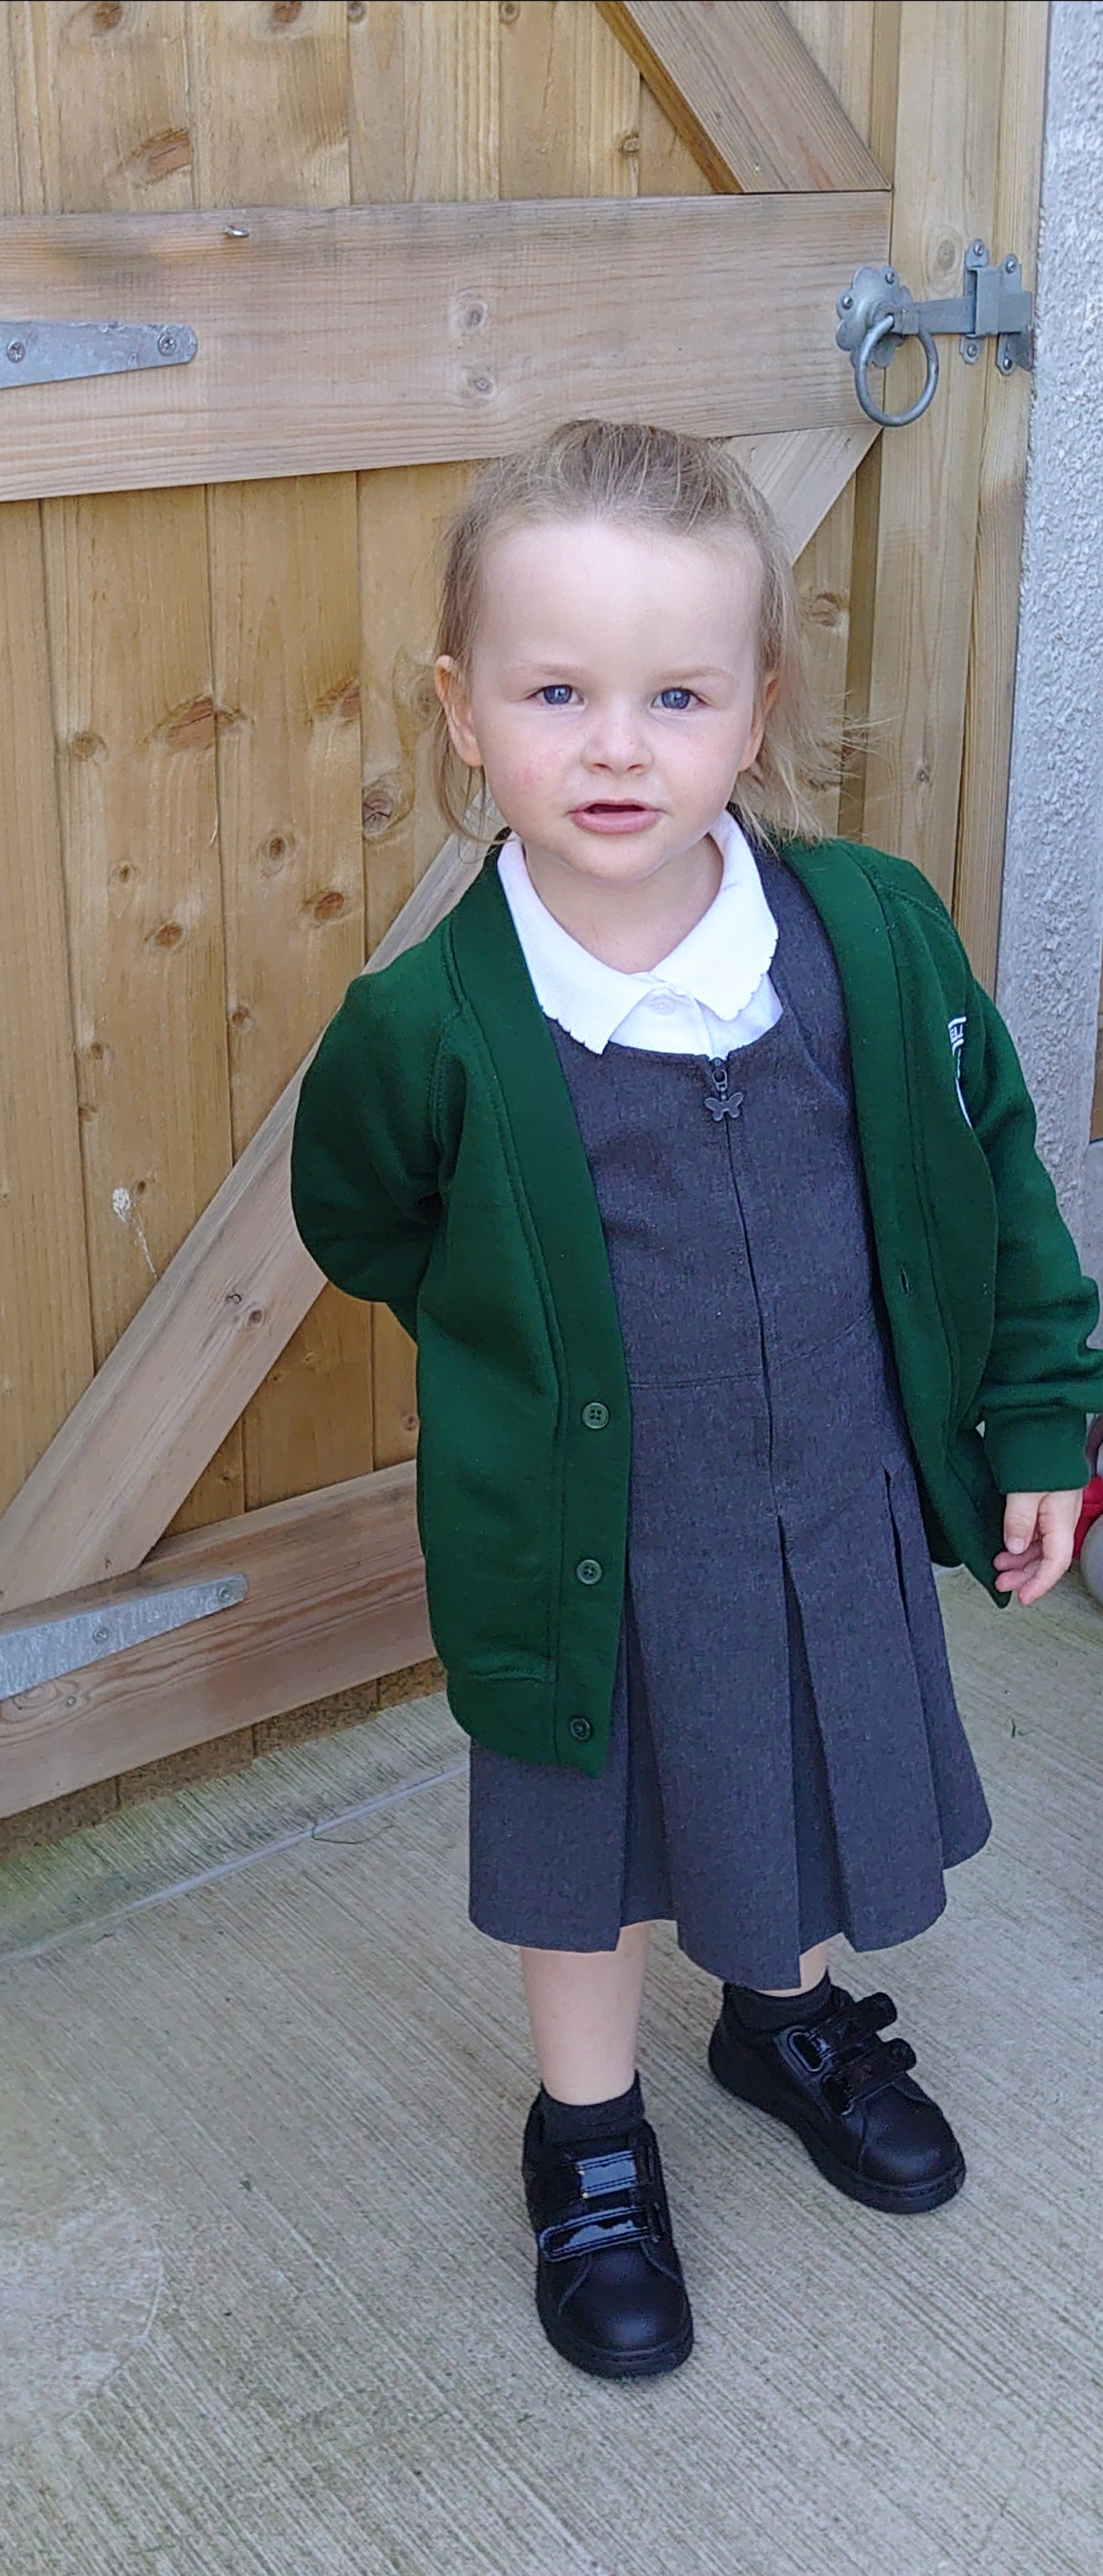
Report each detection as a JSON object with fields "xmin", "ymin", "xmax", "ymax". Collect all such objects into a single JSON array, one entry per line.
[
  {"xmin": 538, "ymin": 684, "xmax": 575, "ymax": 706},
  {"xmin": 658, "ymin": 686, "xmax": 694, "ymax": 711}
]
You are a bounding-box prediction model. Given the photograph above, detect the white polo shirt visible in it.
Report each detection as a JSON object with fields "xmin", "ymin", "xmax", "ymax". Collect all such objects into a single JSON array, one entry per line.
[{"xmin": 496, "ymin": 806, "xmax": 783, "ymax": 1058}]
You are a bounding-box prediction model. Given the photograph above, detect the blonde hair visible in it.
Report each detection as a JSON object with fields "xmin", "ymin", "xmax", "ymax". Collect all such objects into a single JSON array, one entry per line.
[{"xmin": 431, "ymin": 417, "xmax": 834, "ymax": 847}]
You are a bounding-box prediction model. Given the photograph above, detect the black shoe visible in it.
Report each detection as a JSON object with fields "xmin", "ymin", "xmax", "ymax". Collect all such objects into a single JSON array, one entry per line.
[
  {"xmin": 522, "ymin": 2098, "xmax": 694, "ymax": 2378},
  {"xmin": 708, "ymin": 1982, "xmax": 965, "ymax": 2215}
]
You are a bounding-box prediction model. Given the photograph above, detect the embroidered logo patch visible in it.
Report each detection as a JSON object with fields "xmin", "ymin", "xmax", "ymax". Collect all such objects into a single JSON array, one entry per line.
[{"xmin": 948, "ymin": 1016, "xmax": 971, "ymax": 1125}]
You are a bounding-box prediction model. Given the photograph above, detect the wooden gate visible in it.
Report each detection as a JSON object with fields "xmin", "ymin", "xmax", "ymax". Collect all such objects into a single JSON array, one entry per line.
[{"xmin": 0, "ymin": 1, "xmax": 1047, "ymax": 1819}]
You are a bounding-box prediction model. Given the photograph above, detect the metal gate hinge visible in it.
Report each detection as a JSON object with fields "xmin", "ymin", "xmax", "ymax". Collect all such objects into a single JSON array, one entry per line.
[
  {"xmin": 836, "ymin": 242, "xmax": 1033, "ymax": 429},
  {"xmin": 0, "ymin": 1573, "xmax": 246, "ymax": 1699},
  {"xmin": 0, "ymin": 319, "xmax": 198, "ymax": 390}
]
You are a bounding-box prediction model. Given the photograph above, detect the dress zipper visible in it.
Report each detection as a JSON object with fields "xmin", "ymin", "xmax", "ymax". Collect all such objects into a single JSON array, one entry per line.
[{"xmin": 703, "ymin": 1059, "xmax": 744, "ymax": 1121}]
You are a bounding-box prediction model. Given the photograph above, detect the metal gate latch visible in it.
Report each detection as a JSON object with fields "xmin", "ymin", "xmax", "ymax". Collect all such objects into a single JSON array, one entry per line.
[
  {"xmin": 0, "ymin": 319, "xmax": 198, "ymax": 390},
  {"xmin": 0, "ymin": 1573, "xmax": 246, "ymax": 1699},
  {"xmin": 836, "ymin": 242, "xmax": 1033, "ymax": 428}
]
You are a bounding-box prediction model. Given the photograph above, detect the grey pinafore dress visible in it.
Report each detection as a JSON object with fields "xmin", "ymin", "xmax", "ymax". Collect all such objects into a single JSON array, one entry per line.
[{"xmin": 468, "ymin": 853, "xmax": 991, "ymax": 1988}]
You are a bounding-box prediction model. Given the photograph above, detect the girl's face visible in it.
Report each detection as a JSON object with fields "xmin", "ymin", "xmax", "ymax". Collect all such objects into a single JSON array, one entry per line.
[{"xmin": 435, "ymin": 517, "xmax": 772, "ymax": 900}]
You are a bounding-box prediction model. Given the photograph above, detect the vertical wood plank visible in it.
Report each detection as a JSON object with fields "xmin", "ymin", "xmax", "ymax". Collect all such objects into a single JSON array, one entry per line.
[
  {"xmin": 499, "ymin": 0, "xmax": 639, "ymax": 198},
  {"xmin": 185, "ymin": 0, "xmax": 371, "ymax": 1514},
  {"xmin": 783, "ymin": 3, "xmax": 876, "ymax": 132},
  {"xmin": 13, "ymin": 1, "xmax": 243, "ymax": 1532},
  {"xmin": 851, "ymin": 1, "xmax": 1006, "ymax": 900},
  {"xmin": 0, "ymin": 9, "xmax": 95, "ymax": 1515},
  {"xmin": 637, "ymin": 79, "xmax": 712, "ymax": 196},
  {"xmin": 785, "ymin": 3, "xmax": 877, "ymax": 837},
  {"xmin": 352, "ymin": 1, "xmax": 500, "ymax": 1472},
  {"xmin": 953, "ymin": 0, "xmax": 1049, "ymax": 987},
  {"xmin": 0, "ymin": 9, "xmax": 23, "ymax": 205}
]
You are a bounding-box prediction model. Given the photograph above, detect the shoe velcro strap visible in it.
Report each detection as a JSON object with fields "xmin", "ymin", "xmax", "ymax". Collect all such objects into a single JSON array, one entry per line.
[
  {"xmin": 538, "ymin": 2202, "xmax": 656, "ymax": 2263},
  {"xmin": 575, "ymin": 2147, "xmax": 640, "ymax": 2198},
  {"xmin": 823, "ymin": 2034, "xmax": 916, "ymax": 2112},
  {"xmin": 537, "ymin": 2143, "xmax": 661, "ymax": 2265}
]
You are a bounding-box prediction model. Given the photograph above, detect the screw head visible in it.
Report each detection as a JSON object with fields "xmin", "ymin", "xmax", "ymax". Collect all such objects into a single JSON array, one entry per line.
[
  {"xmin": 998, "ymin": 351, "xmax": 1014, "ymax": 371},
  {"xmin": 93, "ymin": 1625, "xmax": 110, "ymax": 1645},
  {"xmin": 158, "ymin": 331, "xmax": 176, "ymax": 356},
  {"xmin": 971, "ymin": 239, "xmax": 987, "ymax": 259},
  {"xmin": 840, "ymin": 292, "xmax": 853, "ymax": 310},
  {"xmin": 884, "ymin": 268, "xmax": 896, "ymax": 285},
  {"xmin": 6, "ymin": 339, "xmax": 26, "ymax": 363},
  {"xmin": 217, "ymin": 1584, "xmax": 237, "ymax": 1607},
  {"xmin": 1004, "ymin": 254, "xmax": 1018, "ymax": 272}
]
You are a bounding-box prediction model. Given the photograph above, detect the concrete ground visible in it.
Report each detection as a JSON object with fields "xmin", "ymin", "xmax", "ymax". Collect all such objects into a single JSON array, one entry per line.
[{"xmin": 1, "ymin": 1566, "xmax": 1101, "ymax": 2576}]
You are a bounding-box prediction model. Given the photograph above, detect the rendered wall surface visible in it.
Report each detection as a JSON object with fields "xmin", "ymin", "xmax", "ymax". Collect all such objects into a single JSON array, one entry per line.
[{"xmin": 997, "ymin": 0, "xmax": 1103, "ymax": 1289}]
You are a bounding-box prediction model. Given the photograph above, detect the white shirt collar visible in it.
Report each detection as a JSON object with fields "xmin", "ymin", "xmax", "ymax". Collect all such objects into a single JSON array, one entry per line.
[{"xmin": 497, "ymin": 809, "xmax": 778, "ymax": 1055}]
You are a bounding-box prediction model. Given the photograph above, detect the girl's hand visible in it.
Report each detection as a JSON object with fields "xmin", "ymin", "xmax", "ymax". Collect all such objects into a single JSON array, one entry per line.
[{"xmin": 994, "ymin": 1489, "xmax": 1083, "ymax": 1605}]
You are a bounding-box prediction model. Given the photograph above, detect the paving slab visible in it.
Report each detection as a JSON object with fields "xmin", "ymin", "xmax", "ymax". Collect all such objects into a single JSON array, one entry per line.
[{"xmin": 1, "ymin": 1570, "xmax": 1101, "ymax": 2575}]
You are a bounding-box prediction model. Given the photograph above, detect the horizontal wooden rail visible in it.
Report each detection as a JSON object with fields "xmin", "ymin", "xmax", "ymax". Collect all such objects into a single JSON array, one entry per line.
[
  {"xmin": 0, "ymin": 193, "xmax": 888, "ymax": 501},
  {"xmin": 0, "ymin": 420, "xmax": 876, "ymax": 1617},
  {"xmin": 0, "ymin": 1464, "xmax": 430, "ymax": 1819}
]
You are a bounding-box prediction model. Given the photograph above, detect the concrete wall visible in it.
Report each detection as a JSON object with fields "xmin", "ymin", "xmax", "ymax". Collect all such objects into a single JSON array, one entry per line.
[{"xmin": 996, "ymin": 0, "xmax": 1103, "ymax": 1293}]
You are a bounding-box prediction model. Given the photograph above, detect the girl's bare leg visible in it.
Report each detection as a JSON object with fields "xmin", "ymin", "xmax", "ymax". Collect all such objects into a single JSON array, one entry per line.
[
  {"xmin": 521, "ymin": 1921, "xmax": 652, "ymax": 2104},
  {"xmin": 759, "ymin": 1939, "xmax": 830, "ymax": 2000}
]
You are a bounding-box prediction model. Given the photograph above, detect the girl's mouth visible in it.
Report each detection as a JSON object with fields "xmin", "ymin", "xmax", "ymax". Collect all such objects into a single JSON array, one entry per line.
[{"xmin": 569, "ymin": 802, "xmax": 660, "ymax": 834}]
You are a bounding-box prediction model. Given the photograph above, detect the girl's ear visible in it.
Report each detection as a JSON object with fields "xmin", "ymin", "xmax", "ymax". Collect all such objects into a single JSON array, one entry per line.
[
  {"xmin": 434, "ymin": 656, "xmax": 482, "ymax": 767},
  {"xmin": 741, "ymin": 667, "xmax": 780, "ymax": 773}
]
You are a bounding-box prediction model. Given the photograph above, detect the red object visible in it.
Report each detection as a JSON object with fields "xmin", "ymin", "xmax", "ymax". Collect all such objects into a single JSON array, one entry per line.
[{"xmin": 1073, "ymin": 1474, "xmax": 1103, "ymax": 1558}]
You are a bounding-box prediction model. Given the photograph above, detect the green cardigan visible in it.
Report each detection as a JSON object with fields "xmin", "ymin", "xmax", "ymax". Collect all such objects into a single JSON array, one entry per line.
[{"xmin": 291, "ymin": 835, "xmax": 1103, "ymax": 1774}]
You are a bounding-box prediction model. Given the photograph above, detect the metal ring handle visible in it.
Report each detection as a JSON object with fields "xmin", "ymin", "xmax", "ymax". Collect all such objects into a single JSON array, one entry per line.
[{"xmin": 853, "ymin": 311, "xmax": 939, "ymax": 428}]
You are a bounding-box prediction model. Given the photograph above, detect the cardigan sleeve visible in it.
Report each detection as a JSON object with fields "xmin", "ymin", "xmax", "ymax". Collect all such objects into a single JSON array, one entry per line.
[
  {"xmin": 961, "ymin": 977, "xmax": 1103, "ymax": 1495},
  {"xmin": 290, "ymin": 966, "xmax": 448, "ymax": 1341}
]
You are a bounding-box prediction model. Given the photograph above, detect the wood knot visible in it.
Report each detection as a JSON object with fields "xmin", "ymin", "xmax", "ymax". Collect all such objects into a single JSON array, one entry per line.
[
  {"xmin": 313, "ymin": 674, "xmax": 360, "ymax": 724},
  {"xmin": 309, "ymin": 890, "xmax": 348, "ymax": 924},
  {"xmin": 500, "ymin": 1, "xmax": 521, "ymax": 21},
  {"xmin": 230, "ymin": 1005, "xmax": 254, "ymax": 1032},
  {"xmin": 151, "ymin": 920, "xmax": 185, "ymax": 950},
  {"xmin": 270, "ymin": 0, "xmax": 303, "ymax": 23},
  {"xmin": 619, "ymin": 130, "xmax": 641, "ymax": 158},
  {"xmin": 70, "ymin": 731, "xmax": 106, "ymax": 763},
  {"xmin": 132, "ymin": 127, "xmax": 191, "ymax": 183},
  {"xmin": 91, "ymin": 1, "xmax": 125, "ymax": 30},
  {"xmin": 804, "ymin": 587, "xmax": 847, "ymax": 632},
  {"xmin": 362, "ymin": 768, "xmax": 415, "ymax": 838},
  {"xmin": 154, "ymin": 694, "xmax": 219, "ymax": 753},
  {"xmin": 260, "ymin": 830, "xmax": 295, "ymax": 870},
  {"xmin": 348, "ymin": 0, "xmax": 368, "ymax": 19}
]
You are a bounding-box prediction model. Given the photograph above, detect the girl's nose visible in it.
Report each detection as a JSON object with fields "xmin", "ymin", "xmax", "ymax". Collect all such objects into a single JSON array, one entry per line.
[{"xmin": 583, "ymin": 708, "xmax": 648, "ymax": 771}]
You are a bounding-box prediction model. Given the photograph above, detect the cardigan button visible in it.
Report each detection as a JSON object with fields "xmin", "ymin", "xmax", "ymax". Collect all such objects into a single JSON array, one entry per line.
[
  {"xmin": 568, "ymin": 1715, "xmax": 594, "ymax": 1743},
  {"xmin": 582, "ymin": 1401, "xmax": 610, "ymax": 1430},
  {"xmin": 576, "ymin": 1558, "xmax": 603, "ymax": 1585}
]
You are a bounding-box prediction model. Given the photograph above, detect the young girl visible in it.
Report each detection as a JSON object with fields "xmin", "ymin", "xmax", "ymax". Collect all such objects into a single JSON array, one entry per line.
[{"xmin": 291, "ymin": 421, "xmax": 1103, "ymax": 2383}]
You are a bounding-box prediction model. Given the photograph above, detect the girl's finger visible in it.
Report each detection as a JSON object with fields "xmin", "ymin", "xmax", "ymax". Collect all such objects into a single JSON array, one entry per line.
[
  {"xmin": 993, "ymin": 1541, "xmax": 1043, "ymax": 1574},
  {"xmin": 1002, "ymin": 1493, "xmax": 1041, "ymax": 1556}
]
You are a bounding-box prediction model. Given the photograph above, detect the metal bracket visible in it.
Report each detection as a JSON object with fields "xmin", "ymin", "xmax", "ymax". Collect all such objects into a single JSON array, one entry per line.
[
  {"xmin": 0, "ymin": 1574, "xmax": 246, "ymax": 1698},
  {"xmin": 0, "ymin": 318, "xmax": 198, "ymax": 391},
  {"xmin": 835, "ymin": 242, "xmax": 1033, "ymax": 428}
]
